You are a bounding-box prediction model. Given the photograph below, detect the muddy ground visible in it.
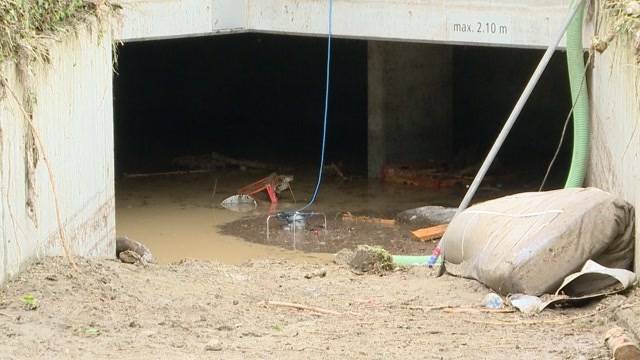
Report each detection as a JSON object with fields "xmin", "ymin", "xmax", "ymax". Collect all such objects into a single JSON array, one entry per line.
[
  {"xmin": 220, "ymin": 212, "xmax": 437, "ymax": 255},
  {"xmin": 1, "ymin": 257, "xmax": 638, "ymax": 359},
  {"xmin": 18, "ymin": 170, "xmax": 630, "ymax": 359}
]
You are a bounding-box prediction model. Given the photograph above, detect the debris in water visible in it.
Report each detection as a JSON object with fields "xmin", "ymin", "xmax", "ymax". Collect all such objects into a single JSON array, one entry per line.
[
  {"xmin": 275, "ymin": 211, "xmax": 310, "ymax": 231},
  {"xmin": 221, "ymin": 194, "xmax": 258, "ymax": 212},
  {"xmin": 324, "ymin": 162, "xmax": 348, "ymax": 180},
  {"xmin": 238, "ymin": 173, "xmax": 295, "ymax": 204},
  {"xmin": 342, "ymin": 212, "xmax": 396, "ymax": 226},
  {"xmin": 266, "ymin": 211, "xmax": 327, "ymax": 243},
  {"xmin": 172, "ymin": 152, "xmax": 287, "ymax": 172},
  {"xmin": 397, "ymin": 206, "xmax": 456, "ymax": 227},
  {"xmin": 381, "ymin": 166, "xmax": 467, "ymax": 190},
  {"xmin": 123, "ymin": 169, "xmax": 210, "ymax": 178}
]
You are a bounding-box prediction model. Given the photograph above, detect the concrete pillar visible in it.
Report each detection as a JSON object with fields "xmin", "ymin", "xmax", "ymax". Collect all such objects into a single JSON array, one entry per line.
[
  {"xmin": 367, "ymin": 42, "xmax": 386, "ymax": 178},
  {"xmin": 367, "ymin": 41, "xmax": 453, "ymax": 178}
]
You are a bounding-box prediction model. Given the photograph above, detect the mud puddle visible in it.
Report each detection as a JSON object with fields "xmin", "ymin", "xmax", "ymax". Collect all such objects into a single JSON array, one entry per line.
[
  {"xmin": 116, "ymin": 171, "xmax": 331, "ymax": 264},
  {"xmin": 218, "ymin": 172, "xmax": 523, "ymax": 254},
  {"xmin": 116, "ymin": 170, "xmax": 526, "ymax": 262}
]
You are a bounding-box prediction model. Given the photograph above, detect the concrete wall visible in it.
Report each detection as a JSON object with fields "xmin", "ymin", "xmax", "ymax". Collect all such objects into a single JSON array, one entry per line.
[
  {"xmin": 249, "ymin": 0, "xmax": 577, "ymax": 48},
  {"xmin": 118, "ymin": 0, "xmax": 247, "ymax": 42},
  {"xmin": 587, "ymin": 39, "xmax": 640, "ymax": 273},
  {"xmin": 368, "ymin": 42, "xmax": 453, "ymax": 177},
  {"xmin": 0, "ymin": 22, "xmax": 115, "ymax": 284},
  {"xmin": 119, "ymin": 0, "xmax": 583, "ymax": 49}
]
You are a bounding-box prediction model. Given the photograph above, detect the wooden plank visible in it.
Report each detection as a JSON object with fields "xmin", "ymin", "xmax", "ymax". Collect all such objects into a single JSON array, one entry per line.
[
  {"xmin": 342, "ymin": 212, "xmax": 396, "ymax": 226},
  {"xmin": 411, "ymin": 224, "xmax": 448, "ymax": 242}
]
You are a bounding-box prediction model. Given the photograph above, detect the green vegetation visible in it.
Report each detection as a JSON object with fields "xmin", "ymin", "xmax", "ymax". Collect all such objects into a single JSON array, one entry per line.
[
  {"xmin": 602, "ymin": 0, "xmax": 640, "ymax": 55},
  {"xmin": 353, "ymin": 245, "xmax": 395, "ymax": 273},
  {"xmin": 0, "ymin": 0, "xmax": 114, "ymax": 65},
  {"xmin": 20, "ymin": 294, "xmax": 38, "ymax": 310}
]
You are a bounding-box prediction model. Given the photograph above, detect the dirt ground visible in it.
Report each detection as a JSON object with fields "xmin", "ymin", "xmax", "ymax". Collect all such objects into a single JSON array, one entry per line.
[
  {"xmin": 1, "ymin": 256, "xmax": 636, "ymax": 360},
  {"xmin": 6, "ymin": 171, "xmax": 629, "ymax": 359}
]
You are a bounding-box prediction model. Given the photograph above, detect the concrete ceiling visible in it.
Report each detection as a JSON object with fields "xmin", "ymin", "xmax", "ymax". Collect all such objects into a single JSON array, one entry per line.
[{"xmin": 117, "ymin": 0, "xmax": 589, "ymax": 49}]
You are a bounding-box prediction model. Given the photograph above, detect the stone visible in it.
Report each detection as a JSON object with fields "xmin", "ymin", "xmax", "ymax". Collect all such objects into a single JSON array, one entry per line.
[
  {"xmin": 204, "ymin": 338, "xmax": 223, "ymax": 352},
  {"xmin": 304, "ymin": 268, "xmax": 327, "ymax": 279},
  {"xmin": 334, "ymin": 249, "xmax": 355, "ymax": 266},
  {"xmin": 118, "ymin": 250, "xmax": 142, "ymax": 264}
]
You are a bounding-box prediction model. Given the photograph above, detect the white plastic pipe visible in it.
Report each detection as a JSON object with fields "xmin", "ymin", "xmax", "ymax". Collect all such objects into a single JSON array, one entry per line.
[{"xmin": 455, "ymin": 0, "xmax": 586, "ymax": 215}]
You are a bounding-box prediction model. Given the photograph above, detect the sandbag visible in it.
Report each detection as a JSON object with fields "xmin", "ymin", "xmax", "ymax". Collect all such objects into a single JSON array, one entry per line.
[{"xmin": 442, "ymin": 187, "xmax": 635, "ymax": 296}]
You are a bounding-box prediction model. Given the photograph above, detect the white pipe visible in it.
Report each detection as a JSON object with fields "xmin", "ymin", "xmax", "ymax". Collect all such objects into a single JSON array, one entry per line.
[{"xmin": 455, "ymin": 0, "xmax": 586, "ymax": 215}]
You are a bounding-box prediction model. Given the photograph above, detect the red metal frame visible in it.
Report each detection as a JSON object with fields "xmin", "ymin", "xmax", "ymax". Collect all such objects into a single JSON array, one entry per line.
[{"xmin": 238, "ymin": 174, "xmax": 281, "ymax": 203}]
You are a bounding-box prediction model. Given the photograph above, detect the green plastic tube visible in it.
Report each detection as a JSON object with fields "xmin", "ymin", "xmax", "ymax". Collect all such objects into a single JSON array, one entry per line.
[
  {"xmin": 565, "ymin": 0, "xmax": 590, "ymax": 188},
  {"xmin": 392, "ymin": 255, "xmax": 431, "ymax": 267}
]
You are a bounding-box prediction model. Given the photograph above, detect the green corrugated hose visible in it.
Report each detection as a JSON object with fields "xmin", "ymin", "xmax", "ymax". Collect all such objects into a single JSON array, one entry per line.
[
  {"xmin": 392, "ymin": 255, "xmax": 430, "ymax": 267},
  {"xmin": 565, "ymin": 0, "xmax": 589, "ymax": 188}
]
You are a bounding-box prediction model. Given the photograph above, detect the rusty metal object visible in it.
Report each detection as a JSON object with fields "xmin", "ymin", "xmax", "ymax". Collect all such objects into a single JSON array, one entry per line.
[
  {"xmin": 605, "ymin": 327, "xmax": 640, "ymax": 360},
  {"xmin": 380, "ymin": 166, "xmax": 469, "ymax": 190}
]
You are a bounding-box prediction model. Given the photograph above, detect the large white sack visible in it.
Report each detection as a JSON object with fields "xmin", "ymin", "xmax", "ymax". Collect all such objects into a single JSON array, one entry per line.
[{"xmin": 442, "ymin": 188, "xmax": 635, "ymax": 296}]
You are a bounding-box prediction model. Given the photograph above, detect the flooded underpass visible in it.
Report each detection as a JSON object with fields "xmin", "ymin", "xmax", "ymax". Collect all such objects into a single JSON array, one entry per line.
[
  {"xmin": 5, "ymin": 2, "xmax": 640, "ymax": 359},
  {"xmin": 113, "ymin": 33, "xmax": 572, "ymax": 264}
]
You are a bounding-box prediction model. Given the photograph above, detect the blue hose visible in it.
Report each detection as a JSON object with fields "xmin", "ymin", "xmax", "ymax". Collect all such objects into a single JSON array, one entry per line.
[{"xmin": 298, "ymin": 0, "xmax": 333, "ymax": 211}]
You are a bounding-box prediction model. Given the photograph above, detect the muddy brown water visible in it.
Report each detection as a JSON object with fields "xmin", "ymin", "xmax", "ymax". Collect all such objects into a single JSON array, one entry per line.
[{"xmin": 116, "ymin": 170, "xmax": 525, "ymax": 264}]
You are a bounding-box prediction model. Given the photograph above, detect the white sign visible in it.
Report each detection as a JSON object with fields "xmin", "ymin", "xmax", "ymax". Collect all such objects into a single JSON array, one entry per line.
[{"xmin": 446, "ymin": 13, "xmax": 513, "ymax": 44}]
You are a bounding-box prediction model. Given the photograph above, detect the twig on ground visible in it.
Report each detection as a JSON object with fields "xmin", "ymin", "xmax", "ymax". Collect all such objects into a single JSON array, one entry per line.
[
  {"xmin": 262, "ymin": 300, "xmax": 346, "ymax": 316},
  {"xmin": 620, "ymin": 302, "xmax": 640, "ymax": 310},
  {"xmin": 401, "ymin": 304, "xmax": 514, "ymax": 314},
  {"xmin": 403, "ymin": 305, "xmax": 453, "ymax": 311},
  {"xmin": 442, "ymin": 307, "xmax": 516, "ymax": 314},
  {"xmin": 462, "ymin": 310, "xmax": 601, "ymax": 326}
]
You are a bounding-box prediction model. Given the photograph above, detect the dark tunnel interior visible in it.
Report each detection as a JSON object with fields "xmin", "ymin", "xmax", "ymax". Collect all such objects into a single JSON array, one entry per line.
[
  {"xmin": 452, "ymin": 45, "xmax": 573, "ymax": 185},
  {"xmin": 114, "ymin": 34, "xmax": 368, "ymax": 175},
  {"xmin": 114, "ymin": 34, "xmax": 573, "ymax": 186}
]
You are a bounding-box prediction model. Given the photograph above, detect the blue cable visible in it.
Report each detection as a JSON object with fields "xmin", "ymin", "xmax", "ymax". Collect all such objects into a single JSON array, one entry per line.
[{"xmin": 297, "ymin": 0, "xmax": 333, "ymax": 212}]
